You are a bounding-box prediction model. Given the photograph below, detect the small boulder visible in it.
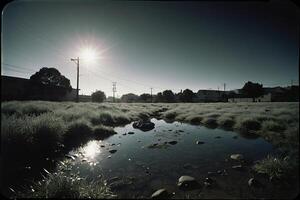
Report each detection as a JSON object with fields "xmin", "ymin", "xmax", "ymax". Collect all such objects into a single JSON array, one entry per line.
[
  {"xmin": 215, "ymin": 136, "xmax": 221, "ymax": 139},
  {"xmin": 177, "ymin": 175, "xmax": 199, "ymax": 190},
  {"xmin": 196, "ymin": 141, "xmax": 205, "ymax": 145},
  {"xmin": 128, "ymin": 132, "xmax": 135, "ymax": 135},
  {"xmin": 232, "ymin": 165, "xmax": 243, "ymax": 170},
  {"xmin": 109, "ymin": 149, "xmax": 117, "ymax": 154},
  {"xmin": 248, "ymin": 178, "xmax": 259, "ymax": 187},
  {"xmin": 230, "ymin": 154, "xmax": 244, "ymax": 160},
  {"xmin": 133, "ymin": 120, "xmax": 155, "ymax": 131},
  {"xmin": 168, "ymin": 141, "xmax": 178, "ymax": 145},
  {"xmin": 151, "ymin": 188, "xmax": 169, "ymax": 199}
]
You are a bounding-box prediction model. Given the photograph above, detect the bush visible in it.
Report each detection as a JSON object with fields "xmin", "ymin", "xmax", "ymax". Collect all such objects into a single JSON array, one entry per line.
[
  {"xmin": 236, "ymin": 118, "xmax": 261, "ymax": 132},
  {"xmin": 262, "ymin": 120, "xmax": 286, "ymax": 132},
  {"xmin": 93, "ymin": 126, "xmax": 116, "ymax": 140},
  {"xmin": 91, "ymin": 90, "xmax": 106, "ymax": 103},
  {"xmin": 253, "ymin": 155, "xmax": 293, "ymax": 180},
  {"xmin": 63, "ymin": 120, "xmax": 93, "ymax": 149},
  {"xmin": 22, "ymin": 165, "xmax": 114, "ymax": 198}
]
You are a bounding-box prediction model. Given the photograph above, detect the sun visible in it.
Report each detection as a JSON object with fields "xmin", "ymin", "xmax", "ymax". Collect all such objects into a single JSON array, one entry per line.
[{"xmin": 81, "ymin": 47, "xmax": 97, "ymax": 62}]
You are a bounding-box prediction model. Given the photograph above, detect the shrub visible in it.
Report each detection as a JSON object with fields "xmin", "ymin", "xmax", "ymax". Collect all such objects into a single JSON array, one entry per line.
[
  {"xmin": 262, "ymin": 120, "xmax": 286, "ymax": 132},
  {"xmin": 253, "ymin": 155, "xmax": 293, "ymax": 180},
  {"xmin": 22, "ymin": 167, "xmax": 114, "ymax": 198},
  {"xmin": 236, "ymin": 118, "xmax": 261, "ymax": 132},
  {"xmin": 63, "ymin": 120, "xmax": 93, "ymax": 149},
  {"xmin": 91, "ymin": 90, "xmax": 106, "ymax": 103},
  {"xmin": 93, "ymin": 126, "xmax": 116, "ymax": 140}
]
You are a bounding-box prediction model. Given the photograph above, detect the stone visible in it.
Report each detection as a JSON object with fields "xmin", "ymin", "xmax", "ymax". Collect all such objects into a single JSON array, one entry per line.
[
  {"xmin": 128, "ymin": 132, "xmax": 135, "ymax": 135},
  {"xmin": 168, "ymin": 141, "xmax": 178, "ymax": 145},
  {"xmin": 215, "ymin": 136, "xmax": 221, "ymax": 139},
  {"xmin": 232, "ymin": 136, "xmax": 238, "ymax": 139},
  {"xmin": 196, "ymin": 141, "xmax": 205, "ymax": 145},
  {"xmin": 248, "ymin": 178, "xmax": 259, "ymax": 187},
  {"xmin": 122, "ymin": 133, "xmax": 127, "ymax": 135},
  {"xmin": 230, "ymin": 154, "xmax": 244, "ymax": 160},
  {"xmin": 133, "ymin": 120, "xmax": 155, "ymax": 131},
  {"xmin": 177, "ymin": 175, "xmax": 198, "ymax": 189},
  {"xmin": 232, "ymin": 165, "xmax": 243, "ymax": 170},
  {"xmin": 109, "ymin": 149, "xmax": 117, "ymax": 154},
  {"xmin": 151, "ymin": 188, "xmax": 169, "ymax": 199}
]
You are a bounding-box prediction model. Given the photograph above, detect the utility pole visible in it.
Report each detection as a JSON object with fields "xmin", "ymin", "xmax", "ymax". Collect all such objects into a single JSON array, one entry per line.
[
  {"xmin": 223, "ymin": 83, "xmax": 226, "ymax": 92},
  {"xmin": 112, "ymin": 82, "xmax": 117, "ymax": 103},
  {"xmin": 291, "ymin": 79, "xmax": 294, "ymax": 87},
  {"xmin": 150, "ymin": 87, "xmax": 153, "ymax": 103},
  {"xmin": 71, "ymin": 57, "xmax": 80, "ymax": 102}
]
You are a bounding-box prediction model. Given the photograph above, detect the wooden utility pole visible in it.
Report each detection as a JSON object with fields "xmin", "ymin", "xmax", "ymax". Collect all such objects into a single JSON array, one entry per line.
[{"xmin": 71, "ymin": 57, "xmax": 80, "ymax": 102}]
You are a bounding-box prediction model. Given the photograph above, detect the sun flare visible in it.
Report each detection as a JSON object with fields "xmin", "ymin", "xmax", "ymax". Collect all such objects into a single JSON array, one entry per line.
[{"xmin": 80, "ymin": 47, "xmax": 98, "ymax": 62}]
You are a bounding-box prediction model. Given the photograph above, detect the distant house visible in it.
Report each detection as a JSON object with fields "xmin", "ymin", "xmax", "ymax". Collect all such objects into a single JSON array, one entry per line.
[
  {"xmin": 195, "ymin": 90, "xmax": 227, "ymax": 102},
  {"xmin": 1, "ymin": 75, "xmax": 77, "ymax": 101},
  {"xmin": 228, "ymin": 93, "xmax": 271, "ymax": 102}
]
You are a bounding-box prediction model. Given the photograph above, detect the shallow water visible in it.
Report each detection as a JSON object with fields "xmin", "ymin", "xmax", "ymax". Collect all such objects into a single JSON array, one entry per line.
[{"xmin": 65, "ymin": 118, "xmax": 281, "ymax": 198}]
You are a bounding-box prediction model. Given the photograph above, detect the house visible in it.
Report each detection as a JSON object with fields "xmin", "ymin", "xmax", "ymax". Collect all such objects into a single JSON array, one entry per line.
[
  {"xmin": 1, "ymin": 75, "xmax": 77, "ymax": 101},
  {"xmin": 195, "ymin": 90, "xmax": 227, "ymax": 102},
  {"xmin": 228, "ymin": 93, "xmax": 271, "ymax": 102}
]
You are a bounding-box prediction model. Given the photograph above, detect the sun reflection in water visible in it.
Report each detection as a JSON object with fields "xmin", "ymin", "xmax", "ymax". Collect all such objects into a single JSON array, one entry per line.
[{"xmin": 82, "ymin": 140, "xmax": 101, "ymax": 160}]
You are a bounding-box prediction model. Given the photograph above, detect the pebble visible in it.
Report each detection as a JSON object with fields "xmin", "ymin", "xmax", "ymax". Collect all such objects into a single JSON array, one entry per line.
[{"xmin": 151, "ymin": 188, "xmax": 169, "ymax": 199}]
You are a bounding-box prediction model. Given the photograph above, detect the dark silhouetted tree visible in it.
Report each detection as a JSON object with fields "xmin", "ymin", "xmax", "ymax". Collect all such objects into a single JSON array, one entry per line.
[
  {"xmin": 155, "ymin": 92, "xmax": 164, "ymax": 102},
  {"xmin": 91, "ymin": 90, "xmax": 106, "ymax": 102},
  {"xmin": 29, "ymin": 67, "xmax": 72, "ymax": 100},
  {"xmin": 121, "ymin": 93, "xmax": 139, "ymax": 103},
  {"xmin": 179, "ymin": 89, "xmax": 195, "ymax": 102},
  {"xmin": 140, "ymin": 93, "xmax": 151, "ymax": 103},
  {"xmin": 162, "ymin": 90, "xmax": 175, "ymax": 103},
  {"xmin": 242, "ymin": 81, "xmax": 264, "ymax": 102},
  {"xmin": 30, "ymin": 67, "xmax": 71, "ymax": 89}
]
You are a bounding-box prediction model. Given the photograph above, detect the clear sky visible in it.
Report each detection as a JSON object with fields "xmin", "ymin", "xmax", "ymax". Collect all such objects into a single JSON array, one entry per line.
[{"xmin": 2, "ymin": 0, "xmax": 299, "ymax": 96}]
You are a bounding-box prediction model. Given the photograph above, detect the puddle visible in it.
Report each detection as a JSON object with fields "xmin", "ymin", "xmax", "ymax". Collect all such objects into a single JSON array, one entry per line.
[{"xmin": 66, "ymin": 118, "xmax": 277, "ymax": 198}]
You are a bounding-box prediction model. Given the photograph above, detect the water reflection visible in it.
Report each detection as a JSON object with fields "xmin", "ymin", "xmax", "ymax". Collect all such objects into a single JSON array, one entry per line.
[
  {"xmin": 80, "ymin": 140, "xmax": 101, "ymax": 161},
  {"xmin": 67, "ymin": 118, "xmax": 275, "ymax": 198}
]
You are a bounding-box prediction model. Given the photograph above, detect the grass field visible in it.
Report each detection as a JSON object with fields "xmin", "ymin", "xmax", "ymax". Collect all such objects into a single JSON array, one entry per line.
[{"xmin": 1, "ymin": 101, "xmax": 299, "ymax": 198}]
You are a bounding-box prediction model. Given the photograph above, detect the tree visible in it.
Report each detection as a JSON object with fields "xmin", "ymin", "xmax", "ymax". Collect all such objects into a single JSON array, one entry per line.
[
  {"xmin": 30, "ymin": 67, "xmax": 71, "ymax": 90},
  {"xmin": 28, "ymin": 67, "xmax": 72, "ymax": 100},
  {"xmin": 139, "ymin": 93, "xmax": 151, "ymax": 103},
  {"xmin": 241, "ymin": 81, "xmax": 264, "ymax": 102},
  {"xmin": 179, "ymin": 89, "xmax": 195, "ymax": 102},
  {"xmin": 121, "ymin": 93, "xmax": 139, "ymax": 103},
  {"xmin": 91, "ymin": 90, "xmax": 106, "ymax": 102},
  {"xmin": 154, "ymin": 92, "xmax": 164, "ymax": 102},
  {"xmin": 162, "ymin": 90, "xmax": 175, "ymax": 103}
]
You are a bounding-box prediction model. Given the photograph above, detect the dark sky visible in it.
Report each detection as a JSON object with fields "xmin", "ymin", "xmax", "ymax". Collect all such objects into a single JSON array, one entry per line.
[{"xmin": 2, "ymin": 0, "xmax": 299, "ymax": 96}]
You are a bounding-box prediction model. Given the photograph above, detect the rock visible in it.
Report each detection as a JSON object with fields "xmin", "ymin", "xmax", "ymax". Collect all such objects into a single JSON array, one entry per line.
[
  {"xmin": 207, "ymin": 171, "xmax": 217, "ymax": 176},
  {"xmin": 232, "ymin": 136, "xmax": 238, "ymax": 139},
  {"xmin": 168, "ymin": 129, "xmax": 172, "ymax": 131},
  {"xmin": 215, "ymin": 136, "xmax": 221, "ymax": 139},
  {"xmin": 109, "ymin": 149, "xmax": 117, "ymax": 154},
  {"xmin": 196, "ymin": 141, "xmax": 205, "ymax": 145},
  {"xmin": 178, "ymin": 130, "xmax": 184, "ymax": 132},
  {"xmin": 122, "ymin": 133, "xmax": 127, "ymax": 135},
  {"xmin": 205, "ymin": 177, "xmax": 213, "ymax": 184},
  {"xmin": 128, "ymin": 132, "xmax": 135, "ymax": 135},
  {"xmin": 217, "ymin": 169, "xmax": 228, "ymax": 176},
  {"xmin": 133, "ymin": 120, "xmax": 155, "ymax": 131},
  {"xmin": 232, "ymin": 165, "xmax": 243, "ymax": 170},
  {"xmin": 111, "ymin": 143, "xmax": 115, "ymax": 146},
  {"xmin": 177, "ymin": 175, "xmax": 199, "ymax": 189},
  {"xmin": 168, "ymin": 141, "xmax": 177, "ymax": 145},
  {"xmin": 230, "ymin": 154, "xmax": 244, "ymax": 160},
  {"xmin": 151, "ymin": 188, "xmax": 169, "ymax": 199},
  {"xmin": 148, "ymin": 143, "xmax": 158, "ymax": 148},
  {"xmin": 248, "ymin": 178, "xmax": 259, "ymax": 187},
  {"xmin": 100, "ymin": 145, "xmax": 105, "ymax": 147}
]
